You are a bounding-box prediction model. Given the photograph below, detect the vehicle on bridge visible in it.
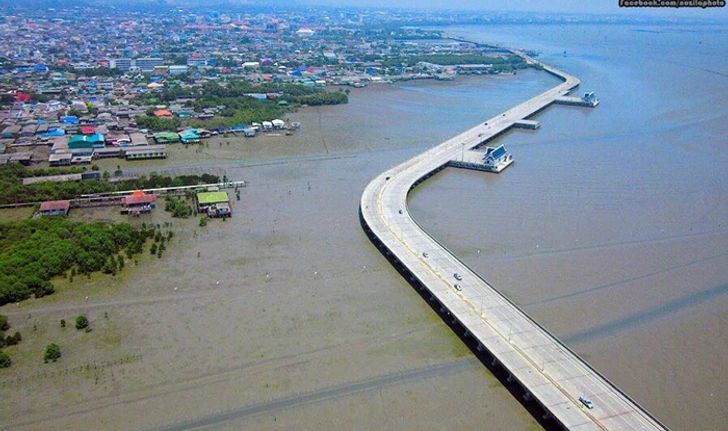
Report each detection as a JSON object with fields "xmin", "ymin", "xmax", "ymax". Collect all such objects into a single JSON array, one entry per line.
[{"xmin": 579, "ymin": 395, "xmax": 594, "ymax": 409}]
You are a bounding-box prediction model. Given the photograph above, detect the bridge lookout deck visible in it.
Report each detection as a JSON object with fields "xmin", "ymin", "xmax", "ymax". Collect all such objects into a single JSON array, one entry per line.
[{"xmin": 359, "ymin": 52, "xmax": 668, "ymax": 431}]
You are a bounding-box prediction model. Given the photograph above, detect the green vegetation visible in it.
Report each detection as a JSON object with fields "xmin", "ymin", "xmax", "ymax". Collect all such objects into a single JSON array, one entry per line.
[
  {"xmin": 0, "ymin": 351, "xmax": 10, "ymax": 368},
  {"xmin": 382, "ymin": 54, "xmax": 529, "ymax": 71},
  {"xmin": 0, "ymin": 314, "xmax": 21, "ymax": 367},
  {"xmin": 164, "ymin": 196, "xmax": 193, "ymax": 218},
  {"xmin": 0, "ymin": 164, "xmax": 219, "ymax": 205},
  {"xmin": 135, "ymin": 80, "xmax": 348, "ymax": 130},
  {"xmin": 24, "ymin": 166, "xmax": 87, "ymax": 177},
  {"xmin": 134, "ymin": 116, "xmax": 181, "ymax": 132},
  {"xmin": 75, "ymin": 315, "xmax": 89, "ymax": 330},
  {"xmin": 0, "ymin": 218, "xmax": 158, "ymax": 305},
  {"xmin": 44, "ymin": 343, "xmax": 61, "ymax": 363},
  {"xmin": 199, "ymin": 216, "xmax": 208, "ymax": 227},
  {"xmin": 5, "ymin": 331, "xmax": 21, "ymax": 346}
]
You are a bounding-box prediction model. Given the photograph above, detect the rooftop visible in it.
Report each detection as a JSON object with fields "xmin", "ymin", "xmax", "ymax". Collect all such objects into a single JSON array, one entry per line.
[{"xmin": 197, "ymin": 191, "xmax": 229, "ymax": 205}]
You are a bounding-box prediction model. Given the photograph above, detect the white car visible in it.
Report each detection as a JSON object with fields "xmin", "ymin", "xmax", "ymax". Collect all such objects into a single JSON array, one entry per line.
[{"xmin": 579, "ymin": 396, "xmax": 594, "ymax": 409}]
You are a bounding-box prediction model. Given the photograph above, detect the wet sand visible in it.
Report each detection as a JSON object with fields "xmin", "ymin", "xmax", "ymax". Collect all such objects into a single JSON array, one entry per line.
[{"xmin": 0, "ymin": 72, "xmax": 555, "ymax": 430}]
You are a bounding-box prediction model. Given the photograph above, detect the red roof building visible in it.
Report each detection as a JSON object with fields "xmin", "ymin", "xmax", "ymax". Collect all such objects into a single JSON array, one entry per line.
[
  {"xmin": 15, "ymin": 92, "xmax": 31, "ymax": 103},
  {"xmin": 153, "ymin": 109, "xmax": 173, "ymax": 118},
  {"xmin": 121, "ymin": 191, "xmax": 157, "ymax": 206},
  {"xmin": 39, "ymin": 200, "xmax": 70, "ymax": 216},
  {"xmin": 81, "ymin": 126, "xmax": 96, "ymax": 135},
  {"xmin": 121, "ymin": 191, "xmax": 157, "ymax": 216}
]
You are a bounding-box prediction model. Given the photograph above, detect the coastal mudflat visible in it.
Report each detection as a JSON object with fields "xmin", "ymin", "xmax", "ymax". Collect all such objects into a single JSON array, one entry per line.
[{"xmin": 0, "ymin": 71, "xmax": 554, "ymax": 430}]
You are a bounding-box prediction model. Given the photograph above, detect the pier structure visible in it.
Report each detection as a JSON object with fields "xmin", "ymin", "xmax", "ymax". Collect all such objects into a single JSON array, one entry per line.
[
  {"xmin": 513, "ymin": 119, "xmax": 541, "ymax": 129},
  {"xmin": 360, "ymin": 51, "xmax": 667, "ymax": 431},
  {"xmin": 447, "ymin": 148, "xmax": 513, "ymax": 173}
]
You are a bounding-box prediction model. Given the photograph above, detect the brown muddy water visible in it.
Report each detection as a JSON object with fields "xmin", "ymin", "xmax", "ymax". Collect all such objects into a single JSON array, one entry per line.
[{"xmin": 0, "ymin": 71, "xmax": 556, "ymax": 431}]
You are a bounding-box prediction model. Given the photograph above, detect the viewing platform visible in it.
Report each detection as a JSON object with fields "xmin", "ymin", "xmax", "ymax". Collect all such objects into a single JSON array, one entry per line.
[
  {"xmin": 449, "ymin": 146, "xmax": 514, "ymax": 173},
  {"xmin": 513, "ymin": 119, "xmax": 541, "ymax": 129},
  {"xmin": 555, "ymin": 92, "xmax": 600, "ymax": 107}
]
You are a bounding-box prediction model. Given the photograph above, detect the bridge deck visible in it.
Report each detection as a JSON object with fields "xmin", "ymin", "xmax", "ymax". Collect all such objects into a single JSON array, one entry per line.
[{"xmin": 360, "ymin": 54, "xmax": 668, "ymax": 431}]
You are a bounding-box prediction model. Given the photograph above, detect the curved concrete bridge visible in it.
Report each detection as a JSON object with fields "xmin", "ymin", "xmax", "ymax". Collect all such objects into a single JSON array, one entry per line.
[{"xmin": 359, "ymin": 54, "xmax": 668, "ymax": 430}]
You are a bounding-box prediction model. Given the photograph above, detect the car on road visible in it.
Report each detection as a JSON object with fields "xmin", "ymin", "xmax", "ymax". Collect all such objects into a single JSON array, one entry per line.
[
  {"xmin": 453, "ymin": 273, "xmax": 462, "ymax": 280},
  {"xmin": 454, "ymin": 284, "xmax": 462, "ymax": 291},
  {"xmin": 579, "ymin": 396, "xmax": 594, "ymax": 409}
]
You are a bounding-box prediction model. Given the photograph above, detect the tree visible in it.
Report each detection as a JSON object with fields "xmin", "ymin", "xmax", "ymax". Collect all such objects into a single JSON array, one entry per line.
[
  {"xmin": 0, "ymin": 314, "xmax": 7, "ymax": 331},
  {"xmin": 44, "ymin": 343, "xmax": 61, "ymax": 363},
  {"xmin": 0, "ymin": 351, "xmax": 10, "ymax": 368},
  {"xmin": 102, "ymin": 258, "xmax": 116, "ymax": 275},
  {"xmin": 60, "ymin": 319, "xmax": 66, "ymax": 328},
  {"xmin": 75, "ymin": 315, "xmax": 89, "ymax": 330},
  {"xmin": 5, "ymin": 331, "xmax": 21, "ymax": 346}
]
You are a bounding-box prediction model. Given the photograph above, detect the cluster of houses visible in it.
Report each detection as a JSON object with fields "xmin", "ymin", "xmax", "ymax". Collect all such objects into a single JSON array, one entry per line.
[
  {"xmin": 0, "ymin": 5, "xmax": 525, "ymax": 171},
  {"xmin": 37, "ymin": 188, "xmax": 233, "ymax": 220},
  {"xmin": 0, "ymin": 102, "xmax": 296, "ymax": 167}
]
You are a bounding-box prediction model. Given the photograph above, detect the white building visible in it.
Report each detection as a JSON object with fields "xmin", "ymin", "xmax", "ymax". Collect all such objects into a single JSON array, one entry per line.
[
  {"xmin": 296, "ymin": 28, "xmax": 315, "ymax": 37},
  {"xmin": 169, "ymin": 65, "xmax": 189, "ymax": 75},
  {"xmin": 110, "ymin": 58, "xmax": 133, "ymax": 71},
  {"xmin": 136, "ymin": 57, "xmax": 164, "ymax": 73}
]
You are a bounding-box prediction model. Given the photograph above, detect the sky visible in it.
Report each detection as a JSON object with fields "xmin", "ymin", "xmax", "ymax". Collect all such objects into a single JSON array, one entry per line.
[{"xmin": 298, "ymin": 0, "xmax": 728, "ymax": 16}]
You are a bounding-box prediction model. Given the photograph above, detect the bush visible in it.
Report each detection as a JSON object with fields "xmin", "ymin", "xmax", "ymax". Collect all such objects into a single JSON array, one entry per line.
[
  {"xmin": 5, "ymin": 331, "xmax": 21, "ymax": 346},
  {"xmin": 0, "ymin": 350, "xmax": 10, "ymax": 368},
  {"xmin": 0, "ymin": 314, "xmax": 7, "ymax": 331},
  {"xmin": 164, "ymin": 197, "xmax": 193, "ymax": 218},
  {"xmin": 102, "ymin": 258, "xmax": 116, "ymax": 275},
  {"xmin": 44, "ymin": 343, "xmax": 61, "ymax": 363},
  {"xmin": 199, "ymin": 216, "xmax": 208, "ymax": 227},
  {"xmin": 75, "ymin": 315, "xmax": 89, "ymax": 330}
]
